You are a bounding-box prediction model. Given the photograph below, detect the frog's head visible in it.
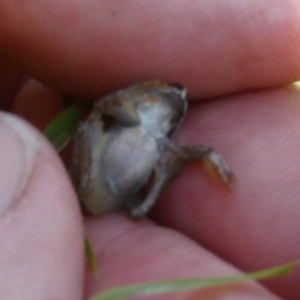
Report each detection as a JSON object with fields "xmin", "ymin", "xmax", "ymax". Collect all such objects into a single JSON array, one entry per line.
[{"xmin": 136, "ymin": 81, "xmax": 187, "ymax": 139}]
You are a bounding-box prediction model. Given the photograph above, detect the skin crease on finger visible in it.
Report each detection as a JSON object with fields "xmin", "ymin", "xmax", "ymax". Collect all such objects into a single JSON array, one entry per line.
[{"xmin": 0, "ymin": 1, "xmax": 299, "ymax": 98}]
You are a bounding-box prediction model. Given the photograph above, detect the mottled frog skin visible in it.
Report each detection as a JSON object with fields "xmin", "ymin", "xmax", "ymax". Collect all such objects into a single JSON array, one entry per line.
[{"xmin": 73, "ymin": 80, "xmax": 234, "ymax": 218}]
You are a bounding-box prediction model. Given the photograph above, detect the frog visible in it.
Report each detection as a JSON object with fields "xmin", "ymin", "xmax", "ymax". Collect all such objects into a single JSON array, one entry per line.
[{"xmin": 73, "ymin": 80, "xmax": 234, "ymax": 219}]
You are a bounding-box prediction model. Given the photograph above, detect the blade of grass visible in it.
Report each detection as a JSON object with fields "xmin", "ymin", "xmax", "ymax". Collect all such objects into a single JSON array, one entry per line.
[
  {"xmin": 43, "ymin": 101, "xmax": 89, "ymax": 151},
  {"xmin": 85, "ymin": 233, "xmax": 98, "ymax": 276},
  {"xmin": 89, "ymin": 259, "xmax": 300, "ymax": 300}
]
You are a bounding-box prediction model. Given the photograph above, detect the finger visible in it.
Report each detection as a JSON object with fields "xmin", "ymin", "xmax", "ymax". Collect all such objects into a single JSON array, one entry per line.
[
  {"xmin": 0, "ymin": 1, "xmax": 299, "ymax": 98},
  {"xmin": 152, "ymin": 85, "xmax": 300, "ymax": 299},
  {"xmin": 84, "ymin": 215, "xmax": 282, "ymax": 300},
  {"xmin": 10, "ymin": 78, "xmax": 74, "ymax": 166},
  {"xmin": 0, "ymin": 58, "xmax": 24, "ymax": 109},
  {"xmin": 11, "ymin": 78, "xmax": 64, "ymax": 130},
  {"xmin": 0, "ymin": 113, "xmax": 84, "ymax": 300}
]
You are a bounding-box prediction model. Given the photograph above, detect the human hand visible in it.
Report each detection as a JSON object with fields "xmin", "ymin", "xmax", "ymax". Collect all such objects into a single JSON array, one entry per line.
[{"xmin": 0, "ymin": 1, "xmax": 300, "ymax": 299}]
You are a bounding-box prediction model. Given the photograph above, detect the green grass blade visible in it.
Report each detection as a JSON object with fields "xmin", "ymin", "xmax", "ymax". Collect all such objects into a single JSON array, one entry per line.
[
  {"xmin": 89, "ymin": 259, "xmax": 300, "ymax": 300},
  {"xmin": 43, "ymin": 101, "xmax": 89, "ymax": 151},
  {"xmin": 85, "ymin": 233, "xmax": 98, "ymax": 276}
]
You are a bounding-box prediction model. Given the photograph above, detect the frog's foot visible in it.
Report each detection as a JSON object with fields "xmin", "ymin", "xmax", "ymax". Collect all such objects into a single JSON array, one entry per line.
[
  {"xmin": 128, "ymin": 170, "xmax": 167, "ymax": 219},
  {"xmin": 130, "ymin": 206, "xmax": 148, "ymax": 219},
  {"xmin": 129, "ymin": 144, "xmax": 234, "ymax": 219},
  {"xmin": 180, "ymin": 145, "xmax": 234, "ymax": 188}
]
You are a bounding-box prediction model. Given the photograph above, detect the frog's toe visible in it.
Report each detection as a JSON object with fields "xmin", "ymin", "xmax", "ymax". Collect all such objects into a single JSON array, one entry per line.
[
  {"xmin": 202, "ymin": 150, "xmax": 235, "ymax": 188},
  {"xmin": 130, "ymin": 206, "xmax": 148, "ymax": 219}
]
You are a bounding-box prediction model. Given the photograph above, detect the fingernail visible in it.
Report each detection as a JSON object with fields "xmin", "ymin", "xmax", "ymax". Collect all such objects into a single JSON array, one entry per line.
[{"xmin": 0, "ymin": 113, "xmax": 39, "ymax": 216}]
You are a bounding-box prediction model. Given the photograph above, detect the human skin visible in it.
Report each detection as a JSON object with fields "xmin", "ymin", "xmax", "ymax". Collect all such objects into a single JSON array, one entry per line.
[{"xmin": 0, "ymin": 1, "xmax": 300, "ymax": 299}]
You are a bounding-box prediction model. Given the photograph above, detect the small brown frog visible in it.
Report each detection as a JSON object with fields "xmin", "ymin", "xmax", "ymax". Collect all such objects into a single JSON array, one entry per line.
[{"xmin": 73, "ymin": 80, "xmax": 234, "ymax": 218}]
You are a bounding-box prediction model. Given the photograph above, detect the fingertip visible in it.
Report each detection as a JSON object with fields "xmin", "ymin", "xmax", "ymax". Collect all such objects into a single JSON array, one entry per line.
[
  {"xmin": 84, "ymin": 215, "xmax": 280, "ymax": 300},
  {"xmin": 11, "ymin": 78, "xmax": 64, "ymax": 130},
  {"xmin": 0, "ymin": 114, "xmax": 84, "ymax": 299},
  {"xmin": 153, "ymin": 87, "xmax": 300, "ymax": 299}
]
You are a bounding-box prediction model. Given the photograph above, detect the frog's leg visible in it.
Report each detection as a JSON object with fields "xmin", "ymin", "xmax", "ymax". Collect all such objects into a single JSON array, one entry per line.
[
  {"xmin": 129, "ymin": 145, "xmax": 182, "ymax": 218},
  {"xmin": 180, "ymin": 145, "xmax": 235, "ymax": 188},
  {"xmin": 130, "ymin": 143, "xmax": 234, "ymax": 219}
]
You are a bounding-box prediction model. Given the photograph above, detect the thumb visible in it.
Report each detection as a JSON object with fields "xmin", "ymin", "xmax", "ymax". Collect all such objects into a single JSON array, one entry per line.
[{"xmin": 0, "ymin": 113, "xmax": 84, "ymax": 300}]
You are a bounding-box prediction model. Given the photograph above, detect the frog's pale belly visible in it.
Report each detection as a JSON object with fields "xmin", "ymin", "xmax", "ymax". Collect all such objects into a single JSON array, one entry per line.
[
  {"xmin": 78, "ymin": 125, "xmax": 158, "ymax": 215},
  {"xmin": 103, "ymin": 126, "xmax": 157, "ymax": 196}
]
